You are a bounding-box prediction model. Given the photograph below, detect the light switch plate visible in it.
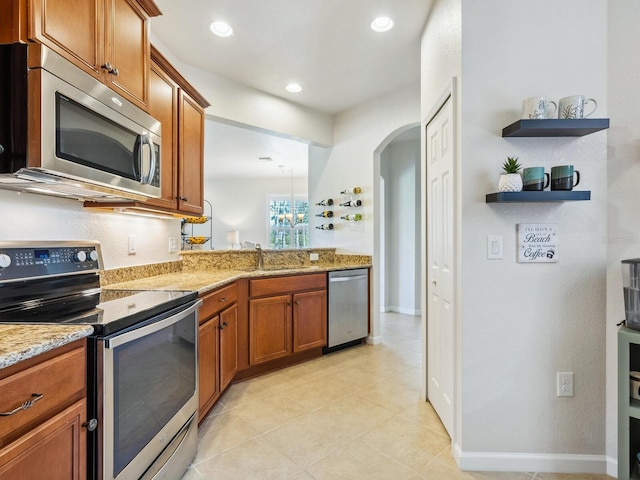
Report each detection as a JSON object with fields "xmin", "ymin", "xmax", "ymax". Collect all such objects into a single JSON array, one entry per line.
[{"xmin": 487, "ymin": 235, "xmax": 503, "ymax": 259}]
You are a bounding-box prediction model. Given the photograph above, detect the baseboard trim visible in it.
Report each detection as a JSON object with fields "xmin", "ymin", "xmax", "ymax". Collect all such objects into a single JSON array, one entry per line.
[
  {"xmin": 606, "ymin": 455, "xmax": 617, "ymax": 477},
  {"xmin": 381, "ymin": 306, "xmax": 422, "ymax": 316},
  {"xmin": 453, "ymin": 444, "xmax": 608, "ymax": 474}
]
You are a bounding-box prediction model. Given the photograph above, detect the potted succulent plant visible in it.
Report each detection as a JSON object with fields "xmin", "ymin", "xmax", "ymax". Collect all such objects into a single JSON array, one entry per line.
[{"xmin": 498, "ymin": 156, "xmax": 523, "ymax": 192}]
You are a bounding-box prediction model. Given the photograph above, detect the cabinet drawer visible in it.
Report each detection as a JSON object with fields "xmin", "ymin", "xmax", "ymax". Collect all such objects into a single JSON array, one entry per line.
[
  {"xmin": 250, "ymin": 273, "xmax": 326, "ymax": 298},
  {"xmin": 0, "ymin": 345, "xmax": 86, "ymax": 446},
  {"xmin": 200, "ymin": 283, "xmax": 238, "ymax": 322}
]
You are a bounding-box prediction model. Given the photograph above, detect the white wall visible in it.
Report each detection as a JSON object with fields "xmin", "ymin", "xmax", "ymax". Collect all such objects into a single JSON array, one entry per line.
[
  {"xmin": 204, "ymin": 176, "xmax": 308, "ymax": 250},
  {"xmin": 150, "ymin": 34, "xmax": 334, "ymax": 147},
  {"xmin": 421, "ymin": 0, "xmax": 608, "ymax": 472},
  {"xmin": 380, "ymin": 138, "xmax": 421, "ymax": 315},
  {"xmin": 308, "ymin": 83, "xmax": 420, "ymax": 255},
  {"xmin": 420, "ymin": 0, "xmax": 463, "ymax": 451},
  {"xmin": 0, "ymin": 190, "xmax": 181, "ymax": 269},
  {"xmin": 606, "ymin": 0, "xmax": 640, "ymax": 471}
]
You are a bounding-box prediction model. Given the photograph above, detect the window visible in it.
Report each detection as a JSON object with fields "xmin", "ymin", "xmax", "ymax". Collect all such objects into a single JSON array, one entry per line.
[{"xmin": 268, "ymin": 195, "xmax": 309, "ymax": 249}]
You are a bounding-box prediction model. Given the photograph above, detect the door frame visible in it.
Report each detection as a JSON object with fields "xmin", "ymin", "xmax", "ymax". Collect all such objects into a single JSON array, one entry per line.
[{"xmin": 422, "ymin": 77, "xmax": 460, "ymax": 448}]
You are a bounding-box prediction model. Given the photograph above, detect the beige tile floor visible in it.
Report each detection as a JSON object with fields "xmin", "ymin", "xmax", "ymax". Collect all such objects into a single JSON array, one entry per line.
[{"xmin": 182, "ymin": 312, "xmax": 613, "ymax": 480}]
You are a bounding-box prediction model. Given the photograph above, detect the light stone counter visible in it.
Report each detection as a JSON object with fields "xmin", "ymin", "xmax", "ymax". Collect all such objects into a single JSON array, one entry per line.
[
  {"xmin": 0, "ymin": 324, "xmax": 94, "ymax": 369},
  {"xmin": 105, "ymin": 263, "xmax": 371, "ymax": 296}
]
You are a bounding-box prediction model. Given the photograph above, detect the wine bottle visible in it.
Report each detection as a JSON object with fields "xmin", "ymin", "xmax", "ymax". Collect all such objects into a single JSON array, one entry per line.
[
  {"xmin": 340, "ymin": 186, "xmax": 362, "ymax": 195},
  {"xmin": 339, "ymin": 199, "xmax": 362, "ymax": 207},
  {"xmin": 315, "ymin": 198, "xmax": 334, "ymax": 206},
  {"xmin": 315, "ymin": 224, "xmax": 334, "ymax": 230},
  {"xmin": 315, "ymin": 211, "xmax": 333, "ymax": 218},
  {"xmin": 341, "ymin": 214, "xmax": 362, "ymax": 221}
]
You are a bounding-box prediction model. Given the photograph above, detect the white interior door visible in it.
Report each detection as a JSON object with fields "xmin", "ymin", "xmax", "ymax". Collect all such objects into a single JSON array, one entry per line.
[{"xmin": 426, "ymin": 96, "xmax": 454, "ymax": 436}]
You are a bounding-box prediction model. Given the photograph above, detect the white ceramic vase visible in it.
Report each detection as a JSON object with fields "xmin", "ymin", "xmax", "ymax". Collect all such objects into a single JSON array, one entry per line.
[{"xmin": 498, "ymin": 173, "xmax": 523, "ymax": 192}]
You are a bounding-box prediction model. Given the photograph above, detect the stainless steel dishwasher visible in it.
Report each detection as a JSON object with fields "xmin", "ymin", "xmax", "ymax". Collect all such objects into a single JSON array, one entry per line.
[{"xmin": 325, "ymin": 268, "xmax": 369, "ymax": 353}]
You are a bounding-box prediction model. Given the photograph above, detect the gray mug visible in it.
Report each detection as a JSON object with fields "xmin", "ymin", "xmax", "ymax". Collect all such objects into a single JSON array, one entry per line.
[
  {"xmin": 551, "ymin": 165, "xmax": 580, "ymax": 191},
  {"xmin": 522, "ymin": 167, "xmax": 550, "ymax": 191}
]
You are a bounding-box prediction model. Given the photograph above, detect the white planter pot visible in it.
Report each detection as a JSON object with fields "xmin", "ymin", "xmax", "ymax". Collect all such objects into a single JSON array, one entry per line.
[{"xmin": 498, "ymin": 173, "xmax": 523, "ymax": 192}]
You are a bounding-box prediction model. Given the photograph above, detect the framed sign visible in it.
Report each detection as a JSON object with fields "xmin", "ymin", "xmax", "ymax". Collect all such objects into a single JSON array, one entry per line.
[{"xmin": 517, "ymin": 223, "xmax": 557, "ymax": 263}]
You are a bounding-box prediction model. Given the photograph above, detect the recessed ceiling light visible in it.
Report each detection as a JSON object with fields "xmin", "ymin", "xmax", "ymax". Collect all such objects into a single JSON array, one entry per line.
[
  {"xmin": 286, "ymin": 83, "xmax": 302, "ymax": 93},
  {"xmin": 209, "ymin": 21, "xmax": 233, "ymax": 37},
  {"xmin": 371, "ymin": 16, "xmax": 394, "ymax": 32},
  {"xmin": 258, "ymin": 156, "xmax": 273, "ymax": 162}
]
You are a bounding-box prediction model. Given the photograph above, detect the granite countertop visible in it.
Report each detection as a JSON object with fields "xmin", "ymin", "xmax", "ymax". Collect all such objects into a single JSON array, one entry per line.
[
  {"xmin": 0, "ymin": 324, "xmax": 94, "ymax": 370},
  {"xmin": 0, "ymin": 261, "xmax": 370, "ymax": 371},
  {"xmin": 105, "ymin": 264, "xmax": 371, "ymax": 295}
]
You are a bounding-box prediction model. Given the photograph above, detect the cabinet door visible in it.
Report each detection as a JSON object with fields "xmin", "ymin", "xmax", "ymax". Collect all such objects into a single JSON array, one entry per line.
[
  {"xmin": 293, "ymin": 290, "xmax": 327, "ymax": 352},
  {"xmin": 0, "ymin": 399, "xmax": 87, "ymax": 480},
  {"xmin": 249, "ymin": 295, "xmax": 292, "ymax": 365},
  {"xmin": 178, "ymin": 90, "xmax": 205, "ymax": 215},
  {"xmin": 104, "ymin": 0, "xmax": 149, "ymax": 108},
  {"xmin": 29, "ymin": 0, "xmax": 104, "ymax": 80},
  {"xmin": 219, "ymin": 304, "xmax": 238, "ymax": 392},
  {"xmin": 198, "ymin": 315, "xmax": 220, "ymax": 421},
  {"xmin": 146, "ymin": 59, "xmax": 178, "ymax": 210}
]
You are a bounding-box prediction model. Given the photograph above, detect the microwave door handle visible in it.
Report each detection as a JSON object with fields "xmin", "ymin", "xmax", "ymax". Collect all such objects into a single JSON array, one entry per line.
[{"xmin": 138, "ymin": 134, "xmax": 156, "ymax": 185}]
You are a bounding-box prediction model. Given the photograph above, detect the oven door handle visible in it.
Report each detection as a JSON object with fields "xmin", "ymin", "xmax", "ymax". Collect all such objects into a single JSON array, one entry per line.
[{"xmin": 104, "ymin": 299, "xmax": 202, "ymax": 349}]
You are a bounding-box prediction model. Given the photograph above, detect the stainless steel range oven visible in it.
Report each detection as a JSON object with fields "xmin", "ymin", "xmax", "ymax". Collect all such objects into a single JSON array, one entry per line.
[{"xmin": 0, "ymin": 241, "xmax": 200, "ymax": 480}]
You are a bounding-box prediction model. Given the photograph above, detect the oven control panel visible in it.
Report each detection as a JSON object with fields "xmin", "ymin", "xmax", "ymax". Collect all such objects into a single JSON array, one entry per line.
[{"xmin": 0, "ymin": 242, "xmax": 102, "ymax": 282}]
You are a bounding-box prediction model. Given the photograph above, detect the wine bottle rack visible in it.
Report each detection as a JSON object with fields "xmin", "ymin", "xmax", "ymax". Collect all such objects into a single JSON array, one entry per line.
[{"xmin": 338, "ymin": 187, "xmax": 363, "ymax": 222}]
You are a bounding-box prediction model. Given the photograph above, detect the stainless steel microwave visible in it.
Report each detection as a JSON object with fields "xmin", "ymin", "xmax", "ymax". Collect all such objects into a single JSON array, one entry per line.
[{"xmin": 0, "ymin": 43, "xmax": 161, "ymax": 201}]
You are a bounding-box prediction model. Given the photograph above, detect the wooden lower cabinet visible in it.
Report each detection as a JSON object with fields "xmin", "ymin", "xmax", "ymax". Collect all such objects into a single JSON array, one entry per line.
[
  {"xmin": 219, "ymin": 305, "xmax": 239, "ymax": 392},
  {"xmin": 0, "ymin": 339, "xmax": 88, "ymax": 480},
  {"xmin": 198, "ymin": 313, "xmax": 220, "ymax": 420},
  {"xmin": 249, "ymin": 274, "xmax": 327, "ymax": 366},
  {"xmin": 198, "ymin": 284, "xmax": 239, "ymax": 423},
  {"xmin": 293, "ymin": 290, "xmax": 327, "ymax": 352},
  {"xmin": 249, "ymin": 295, "xmax": 292, "ymax": 365},
  {"xmin": 0, "ymin": 400, "xmax": 87, "ymax": 480}
]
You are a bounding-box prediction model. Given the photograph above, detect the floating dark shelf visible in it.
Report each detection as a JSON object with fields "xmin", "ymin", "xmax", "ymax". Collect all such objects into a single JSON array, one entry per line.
[
  {"xmin": 486, "ymin": 191, "xmax": 591, "ymax": 203},
  {"xmin": 502, "ymin": 118, "xmax": 609, "ymax": 137}
]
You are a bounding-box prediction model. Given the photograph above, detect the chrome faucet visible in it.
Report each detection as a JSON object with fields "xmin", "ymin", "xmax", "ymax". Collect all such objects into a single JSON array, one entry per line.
[{"xmin": 255, "ymin": 244, "xmax": 264, "ymax": 269}]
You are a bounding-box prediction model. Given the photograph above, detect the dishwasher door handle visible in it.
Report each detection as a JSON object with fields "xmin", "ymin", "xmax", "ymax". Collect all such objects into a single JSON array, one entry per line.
[{"xmin": 329, "ymin": 275, "xmax": 368, "ymax": 283}]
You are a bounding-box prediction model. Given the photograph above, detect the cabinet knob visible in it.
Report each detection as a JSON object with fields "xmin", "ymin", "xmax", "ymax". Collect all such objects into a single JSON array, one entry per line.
[
  {"xmin": 111, "ymin": 67, "xmax": 119, "ymax": 76},
  {"xmin": 83, "ymin": 418, "xmax": 98, "ymax": 431},
  {"xmin": 219, "ymin": 297, "xmax": 227, "ymax": 303},
  {"xmin": 287, "ymin": 302, "xmax": 292, "ymax": 306},
  {"xmin": 0, "ymin": 144, "xmax": 4, "ymax": 154},
  {"xmin": 219, "ymin": 321, "xmax": 228, "ymax": 329},
  {"xmin": 176, "ymin": 196, "xmax": 189, "ymax": 202},
  {"xmin": 101, "ymin": 62, "xmax": 114, "ymax": 73},
  {"xmin": 295, "ymin": 300, "xmax": 300, "ymax": 305}
]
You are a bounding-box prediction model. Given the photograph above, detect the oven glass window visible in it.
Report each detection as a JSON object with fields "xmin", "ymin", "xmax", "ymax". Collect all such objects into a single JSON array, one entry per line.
[{"xmin": 111, "ymin": 314, "xmax": 196, "ymax": 476}]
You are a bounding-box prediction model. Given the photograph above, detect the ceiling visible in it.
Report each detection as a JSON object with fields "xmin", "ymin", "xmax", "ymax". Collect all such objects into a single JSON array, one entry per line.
[
  {"xmin": 150, "ymin": 0, "xmax": 432, "ymax": 115},
  {"xmin": 204, "ymin": 121, "xmax": 309, "ymax": 180},
  {"xmin": 150, "ymin": 1, "xmax": 430, "ymax": 179}
]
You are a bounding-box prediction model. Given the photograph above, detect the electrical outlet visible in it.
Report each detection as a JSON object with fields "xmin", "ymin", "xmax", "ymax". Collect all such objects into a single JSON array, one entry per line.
[
  {"xmin": 557, "ymin": 372, "xmax": 573, "ymax": 396},
  {"xmin": 310, "ymin": 253, "xmax": 319, "ymax": 261},
  {"xmin": 169, "ymin": 237, "xmax": 179, "ymax": 254},
  {"xmin": 128, "ymin": 235, "xmax": 137, "ymax": 255}
]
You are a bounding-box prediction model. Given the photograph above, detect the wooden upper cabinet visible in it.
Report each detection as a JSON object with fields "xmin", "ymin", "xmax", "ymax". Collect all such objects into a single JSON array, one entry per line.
[
  {"xmin": 25, "ymin": 0, "xmax": 160, "ymax": 109},
  {"xmin": 178, "ymin": 90, "xmax": 205, "ymax": 215},
  {"xmin": 145, "ymin": 57, "xmax": 178, "ymax": 211},
  {"xmin": 103, "ymin": 0, "xmax": 152, "ymax": 108},
  {"xmin": 28, "ymin": 0, "xmax": 103, "ymax": 78}
]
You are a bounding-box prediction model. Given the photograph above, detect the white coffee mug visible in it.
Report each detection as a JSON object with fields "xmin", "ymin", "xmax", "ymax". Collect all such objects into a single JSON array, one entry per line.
[
  {"xmin": 522, "ymin": 96, "xmax": 557, "ymax": 120},
  {"xmin": 558, "ymin": 95, "xmax": 597, "ymax": 119}
]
